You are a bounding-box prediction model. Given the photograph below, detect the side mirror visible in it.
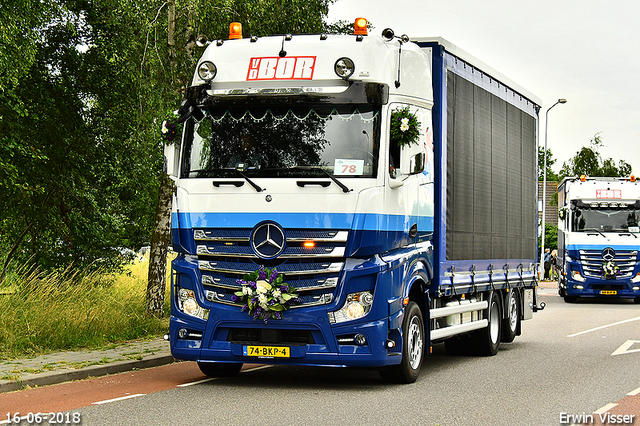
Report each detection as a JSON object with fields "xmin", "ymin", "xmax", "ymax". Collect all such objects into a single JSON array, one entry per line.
[
  {"xmin": 389, "ymin": 177, "xmax": 404, "ymax": 189},
  {"xmin": 409, "ymin": 152, "xmax": 425, "ymax": 175},
  {"xmin": 164, "ymin": 143, "xmax": 179, "ymax": 180}
]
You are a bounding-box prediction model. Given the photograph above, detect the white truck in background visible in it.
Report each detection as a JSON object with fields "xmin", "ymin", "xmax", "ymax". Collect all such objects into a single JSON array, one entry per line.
[{"xmin": 557, "ymin": 176, "xmax": 640, "ymax": 303}]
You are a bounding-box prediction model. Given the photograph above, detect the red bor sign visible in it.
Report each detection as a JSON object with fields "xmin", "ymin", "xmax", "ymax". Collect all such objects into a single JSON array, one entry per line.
[
  {"xmin": 596, "ymin": 189, "xmax": 622, "ymax": 199},
  {"xmin": 247, "ymin": 56, "xmax": 316, "ymax": 81}
]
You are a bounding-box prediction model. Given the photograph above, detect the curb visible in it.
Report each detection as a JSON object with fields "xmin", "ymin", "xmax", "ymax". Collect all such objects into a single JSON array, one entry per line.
[{"xmin": 0, "ymin": 354, "xmax": 176, "ymax": 394}]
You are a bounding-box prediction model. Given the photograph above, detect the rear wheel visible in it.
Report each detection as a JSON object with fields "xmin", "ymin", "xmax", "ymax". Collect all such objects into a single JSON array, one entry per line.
[
  {"xmin": 472, "ymin": 291, "xmax": 501, "ymax": 356},
  {"xmin": 501, "ymin": 290, "xmax": 520, "ymax": 343},
  {"xmin": 197, "ymin": 362, "xmax": 243, "ymax": 377},
  {"xmin": 379, "ymin": 302, "xmax": 424, "ymax": 383}
]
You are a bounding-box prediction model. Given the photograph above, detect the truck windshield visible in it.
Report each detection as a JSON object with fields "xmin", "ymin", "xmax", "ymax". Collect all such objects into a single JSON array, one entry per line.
[
  {"xmin": 180, "ymin": 105, "xmax": 380, "ymax": 179},
  {"xmin": 571, "ymin": 206, "xmax": 640, "ymax": 232}
]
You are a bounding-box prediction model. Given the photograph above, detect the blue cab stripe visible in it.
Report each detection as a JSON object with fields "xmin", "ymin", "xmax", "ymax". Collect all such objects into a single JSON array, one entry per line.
[{"xmin": 173, "ymin": 212, "xmax": 434, "ymax": 233}]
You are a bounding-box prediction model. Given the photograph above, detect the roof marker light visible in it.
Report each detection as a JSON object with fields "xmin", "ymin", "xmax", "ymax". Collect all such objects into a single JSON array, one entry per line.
[
  {"xmin": 229, "ymin": 22, "xmax": 242, "ymax": 39},
  {"xmin": 354, "ymin": 18, "xmax": 367, "ymax": 35},
  {"xmin": 580, "ymin": 175, "xmax": 586, "ymax": 182},
  {"xmin": 631, "ymin": 175, "xmax": 636, "ymax": 182}
]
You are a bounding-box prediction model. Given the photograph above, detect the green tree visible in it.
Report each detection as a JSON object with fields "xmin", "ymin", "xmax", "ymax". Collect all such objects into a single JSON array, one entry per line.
[
  {"xmin": 144, "ymin": 0, "xmax": 345, "ymax": 315},
  {"xmin": 559, "ymin": 132, "xmax": 633, "ymax": 180},
  {"xmin": 539, "ymin": 222, "xmax": 558, "ymax": 251},
  {"xmin": 538, "ymin": 147, "xmax": 559, "ymax": 181}
]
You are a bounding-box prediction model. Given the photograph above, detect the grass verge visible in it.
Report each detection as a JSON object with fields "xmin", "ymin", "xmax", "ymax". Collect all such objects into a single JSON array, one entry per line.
[{"xmin": 0, "ymin": 258, "xmax": 170, "ymax": 360}]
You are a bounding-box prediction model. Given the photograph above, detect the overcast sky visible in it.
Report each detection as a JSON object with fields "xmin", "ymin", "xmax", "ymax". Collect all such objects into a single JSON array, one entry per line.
[{"xmin": 328, "ymin": 0, "xmax": 640, "ymax": 175}]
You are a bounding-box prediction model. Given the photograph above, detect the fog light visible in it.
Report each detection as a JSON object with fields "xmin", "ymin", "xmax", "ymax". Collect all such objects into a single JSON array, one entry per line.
[
  {"xmin": 354, "ymin": 334, "xmax": 367, "ymax": 345},
  {"xmin": 386, "ymin": 339, "xmax": 396, "ymax": 348},
  {"xmin": 178, "ymin": 328, "xmax": 188, "ymax": 339},
  {"xmin": 198, "ymin": 61, "xmax": 217, "ymax": 81},
  {"xmin": 573, "ymin": 285, "xmax": 584, "ymax": 290},
  {"xmin": 334, "ymin": 57, "xmax": 355, "ymax": 80},
  {"xmin": 633, "ymin": 286, "xmax": 640, "ymax": 291}
]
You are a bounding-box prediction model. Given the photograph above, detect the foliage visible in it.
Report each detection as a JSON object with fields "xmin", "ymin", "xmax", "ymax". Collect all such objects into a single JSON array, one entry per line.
[
  {"xmin": 559, "ymin": 133, "xmax": 633, "ymax": 180},
  {"xmin": 538, "ymin": 147, "xmax": 559, "ymax": 181},
  {"xmin": 539, "ymin": 222, "xmax": 558, "ymax": 251},
  {"xmin": 390, "ymin": 106, "xmax": 421, "ymax": 148},
  {"xmin": 0, "ymin": 260, "xmax": 169, "ymax": 358},
  {"xmin": 0, "ymin": 0, "xmax": 342, "ymax": 281}
]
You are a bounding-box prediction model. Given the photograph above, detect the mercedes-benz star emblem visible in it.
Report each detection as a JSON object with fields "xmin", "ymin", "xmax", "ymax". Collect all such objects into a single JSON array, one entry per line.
[
  {"xmin": 251, "ymin": 222, "xmax": 285, "ymax": 259},
  {"xmin": 602, "ymin": 247, "xmax": 616, "ymax": 261}
]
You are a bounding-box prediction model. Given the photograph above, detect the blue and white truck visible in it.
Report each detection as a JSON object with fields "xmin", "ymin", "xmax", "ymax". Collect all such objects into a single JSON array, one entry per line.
[
  {"xmin": 164, "ymin": 19, "xmax": 543, "ymax": 383},
  {"xmin": 557, "ymin": 176, "xmax": 640, "ymax": 303}
]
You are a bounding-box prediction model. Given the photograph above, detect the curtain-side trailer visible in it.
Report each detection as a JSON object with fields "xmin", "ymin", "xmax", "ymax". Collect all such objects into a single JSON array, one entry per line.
[{"xmin": 164, "ymin": 19, "xmax": 544, "ymax": 383}]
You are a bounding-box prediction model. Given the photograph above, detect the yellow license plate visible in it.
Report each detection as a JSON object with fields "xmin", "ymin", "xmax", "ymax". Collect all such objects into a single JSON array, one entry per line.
[
  {"xmin": 243, "ymin": 345, "xmax": 290, "ymax": 358},
  {"xmin": 600, "ymin": 290, "xmax": 617, "ymax": 295}
]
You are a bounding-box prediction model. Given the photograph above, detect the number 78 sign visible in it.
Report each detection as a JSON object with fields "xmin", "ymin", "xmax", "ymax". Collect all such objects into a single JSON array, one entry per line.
[{"xmin": 334, "ymin": 159, "xmax": 364, "ymax": 176}]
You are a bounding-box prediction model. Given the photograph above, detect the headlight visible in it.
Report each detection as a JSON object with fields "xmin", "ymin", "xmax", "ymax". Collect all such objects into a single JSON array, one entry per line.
[
  {"xmin": 570, "ymin": 270, "xmax": 586, "ymax": 283},
  {"xmin": 329, "ymin": 291, "xmax": 373, "ymax": 324},
  {"xmin": 631, "ymin": 273, "xmax": 640, "ymax": 284},
  {"xmin": 198, "ymin": 61, "xmax": 217, "ymax": 81},
  {"xmin": 177, "ymin": 287, "xmax": 209, "ymax": 320},
  {"xmin": 334, "ymin": 57, "xmax": 355, "ymax": 80}
]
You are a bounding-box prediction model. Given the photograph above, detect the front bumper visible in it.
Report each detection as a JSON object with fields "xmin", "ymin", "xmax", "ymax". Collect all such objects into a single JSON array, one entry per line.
[
  {"xmin": 563, "ymin": 277, "xmax": 639, "ymax": 299},
  {"xmin": 169, "ymin": 306, "xmax": 402, "ymax": 368}
]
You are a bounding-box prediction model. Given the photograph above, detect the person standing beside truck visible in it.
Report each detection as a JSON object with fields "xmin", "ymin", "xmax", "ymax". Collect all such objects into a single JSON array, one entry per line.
[{"xmin": 544, "ymin": 248, "xmax": 551, "ymax": 280}]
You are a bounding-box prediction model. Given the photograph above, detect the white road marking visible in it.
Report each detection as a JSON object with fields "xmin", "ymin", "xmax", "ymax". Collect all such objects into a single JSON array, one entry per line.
[
  {"xmin": 241, "ymin": 365, "xmax": 272, "ymax": 373},
  {"xmin": 594, "ymin": 403, "xmax": 618, "ymax": 414},
  {"xmin": 611, "ymin": 340, "xmax": 640, "ymax": 356},
  {"xmin": 92, "ymin": 393, "xmax": 145, "ymax": 405},
  {"xmin": 177, "ymin": 377, "xmax": 217, "ymax": 387},
  {"xmin": 566, "ymin": 315, "xmax": 640, "ymax": 337},
  {"xmin": 627, "ymin": 387, "xmax": 640, "ymax": 396}
]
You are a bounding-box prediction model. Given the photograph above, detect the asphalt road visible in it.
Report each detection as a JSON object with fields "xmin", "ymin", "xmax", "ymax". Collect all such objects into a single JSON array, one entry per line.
[{"xmin": 3, "ymin": 288, "xmax": 640, "ymax": 426}]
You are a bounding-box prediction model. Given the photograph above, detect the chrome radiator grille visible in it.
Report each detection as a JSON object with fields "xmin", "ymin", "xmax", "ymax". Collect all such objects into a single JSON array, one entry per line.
[
  {"xmin": 579, "ymin": 248, "xmax": 638, "ymax": 278},
  {"xmin": 194, "ymin": 228, "xmax": 348, "ymax": 308}
]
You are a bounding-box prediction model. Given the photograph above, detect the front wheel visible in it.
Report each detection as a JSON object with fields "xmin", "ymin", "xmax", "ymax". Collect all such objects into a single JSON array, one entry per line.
[
  {"xmin": 379, "ymin": 302, "xmax": 424, "ymax": 384},
  {"xmin": 197, "ymin": 362, "xmax": 243, "ymax": 378}
]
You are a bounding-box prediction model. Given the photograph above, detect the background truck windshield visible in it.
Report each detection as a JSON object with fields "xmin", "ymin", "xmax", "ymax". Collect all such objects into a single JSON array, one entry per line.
[
  {"xmin": 180, "ymin": 105, "xmax": 380, "ymax": 179},
  {"xmin": 571, "ymin": 206, "xmax": 640, "ymax": 232}
]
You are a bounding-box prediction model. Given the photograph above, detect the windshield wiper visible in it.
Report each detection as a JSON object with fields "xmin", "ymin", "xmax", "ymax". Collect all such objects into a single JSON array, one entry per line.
[
  {"xmin": 231, "ymin": 169, "xmax": 264, "ymax": 192},
  {"xmin": 618, "ymin": 231, "xmax": 638, "ymax": 238},
  {"xmin": 584, "ymin": 228, "xmax": 609, "ymax": 239},
  {"xmin": 309, "ymin": 167, "xmax": 351, "ymax": 193}
]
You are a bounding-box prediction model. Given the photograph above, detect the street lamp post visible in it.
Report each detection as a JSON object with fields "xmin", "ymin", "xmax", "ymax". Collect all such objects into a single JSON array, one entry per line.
[{"xmin": 540, "ymin": 98, "xmax": 567, "ymax": 280}]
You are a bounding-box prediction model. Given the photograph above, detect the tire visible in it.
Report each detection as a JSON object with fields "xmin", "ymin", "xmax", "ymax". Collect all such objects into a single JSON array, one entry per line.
[
  {"xmin": 501, "ymin": 290, "xmax": 520, "ymax": 343},
  {"xmin": 472, "ymin": 291, "xmax": 501, "ymax": 356},
  {"xmin": 197, "ymin": 361, "xmax": 243, "ymax": 377},
  {"xmin": 379, "ymin": 302, "xmax": 424, "ymax": 384}
]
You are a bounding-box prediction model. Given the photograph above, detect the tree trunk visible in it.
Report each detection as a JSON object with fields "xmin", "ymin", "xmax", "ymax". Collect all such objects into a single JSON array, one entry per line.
[
  {"xmin": 145, "ymin": 0, "xmax": 177, "ymax": 317},
  {"xmin": 146, "ymin": 171, "xmax": 173, "ymax": 316}
]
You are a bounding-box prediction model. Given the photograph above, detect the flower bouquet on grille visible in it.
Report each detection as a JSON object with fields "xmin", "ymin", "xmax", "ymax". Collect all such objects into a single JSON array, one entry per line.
[
  {"xmin": 232, "ymin": 266, "xmax": 300, "ymax": 323},
  {"xmin": 601, "ymin": 260, "xmax": 620, "ymax": 280}
]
